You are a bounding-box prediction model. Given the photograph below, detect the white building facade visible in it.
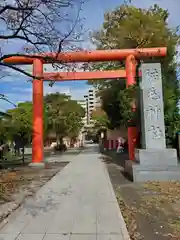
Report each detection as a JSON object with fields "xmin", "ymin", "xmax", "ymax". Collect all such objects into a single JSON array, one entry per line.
[
  {"xmin": 77, "ymin": 87, "xmax": 101, "ymax": 127},
  {"xmin": 77, "ymin": 99, "xmax": 88, "ymax": 126},
  {"xmin": 83, "ymin": 87, "xmax": 101, "ymax": 127}
]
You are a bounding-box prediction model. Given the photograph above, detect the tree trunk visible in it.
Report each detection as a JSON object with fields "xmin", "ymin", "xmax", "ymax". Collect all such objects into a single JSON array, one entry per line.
[{"xmin": 22, "ymin": 146, "xmax": 25, "ymax": 164}]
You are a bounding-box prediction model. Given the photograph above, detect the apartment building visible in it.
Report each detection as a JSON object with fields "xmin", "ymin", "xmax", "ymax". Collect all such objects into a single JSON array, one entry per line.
[
  {"xmin": 84, "ymin": 88, "xmax": 101, "ymax": 126},
  {"xmin": 78, "ymin": 87, "xmax": 101, "ymax": 127},
  {"xmin": 77, "ymin": 99, "xmax": 88, "ymax": 126}
]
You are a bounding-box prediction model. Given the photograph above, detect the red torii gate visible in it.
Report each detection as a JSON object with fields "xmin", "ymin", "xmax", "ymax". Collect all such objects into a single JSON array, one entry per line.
[{"xmin": 4, "ymin": 47, "xmax": 167, "ymax": 165}]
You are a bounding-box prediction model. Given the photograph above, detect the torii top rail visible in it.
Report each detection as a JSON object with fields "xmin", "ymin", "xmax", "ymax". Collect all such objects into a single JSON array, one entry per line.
[
  {"xmin": 4, "ymin": 47, "xmax": 166, "ymax": 64},
  {"xmin": 4, "ymin": 47, "xmax": 167, "ymax": 164}
]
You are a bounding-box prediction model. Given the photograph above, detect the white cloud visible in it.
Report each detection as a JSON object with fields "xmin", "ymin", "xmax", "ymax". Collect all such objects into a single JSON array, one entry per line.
[
  {"xmin": 8, "ymin": 84, "xmax": 70, "ymax": 102},
  {"xmin": 1, "ymin": 62, "xmax": 88, "ymax": 83},
  {"xmin": 43, "ymin": 84, "xmax": 71, "ymax": 96},
  {"xmin": 0, "ymin": 83, "xmax": 89, "ymax": 111},
  {"xmin": 11, "ymin": 83, "xmax": 88, "ymax": 99}
]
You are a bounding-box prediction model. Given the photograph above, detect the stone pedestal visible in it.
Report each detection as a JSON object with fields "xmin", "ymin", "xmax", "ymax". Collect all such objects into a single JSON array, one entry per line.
[
  {"xmin": 132, "ymin": 148, "xmax": 180, "ymax": 182},
  {"xmin": 135, "ymin": 149, "xmax": 177, "ymax": 166},
  {"xmin": 132, "ymin": 163, "xmax": 180, "ymax": 182},
  {"xmin": 127, "ymin": 63, "xmax": 180, "ymax": 182}
]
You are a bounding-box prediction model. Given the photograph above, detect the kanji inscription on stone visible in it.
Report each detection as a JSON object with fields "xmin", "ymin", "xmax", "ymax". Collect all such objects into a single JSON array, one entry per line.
[
  {"xmin": 146, "ymin": 104, "xmax": 161, "ymax": 121},
  {"xmin": 148, "ymin": 86, "xmax": 160, "ymax": 100},
  {"xmin": 140, "ymin": 63, "xmax": 166, "ymax": 149}
]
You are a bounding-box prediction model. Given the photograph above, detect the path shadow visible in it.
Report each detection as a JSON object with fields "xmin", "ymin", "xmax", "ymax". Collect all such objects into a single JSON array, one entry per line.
[
  {"xmin": 100, "ymin": 150, "xmax": 133, "ymax": 182},
  {"xmin": 0, "ymin": 149, "xmax": 70, "ymax": 169}
]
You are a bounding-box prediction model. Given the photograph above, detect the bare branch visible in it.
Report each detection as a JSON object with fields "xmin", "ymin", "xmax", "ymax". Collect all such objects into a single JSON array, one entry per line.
[
  {"xmin": 0, "ymin": 94, "xmax": 16, "ymax": 107},
  {"xmin": 55, "ymin": 1, "xmax": 83, "ymax": 58},
  {"xmin": 0, "ymin": 62, "xmax": 41, "ymax": 79},
  {"xmin": 0, "ymin": 0, "xmax": 86, "ymax": 82},
  {"xmin": 0, "ymin": 34, "xmax": 48, "ymax": 45},
  {"xmin": 0, "ymin": 5, "xmax": 32, "ymax": 15}
]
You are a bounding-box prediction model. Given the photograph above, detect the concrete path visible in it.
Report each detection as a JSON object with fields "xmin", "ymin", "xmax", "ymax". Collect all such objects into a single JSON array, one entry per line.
[
  {"xmin": 46, "ymin": 148, "xmax": 83, "ymax": 163},
  {"xmin": 0, "ymin": 145, "xmax": 130, "ymax": 240}
]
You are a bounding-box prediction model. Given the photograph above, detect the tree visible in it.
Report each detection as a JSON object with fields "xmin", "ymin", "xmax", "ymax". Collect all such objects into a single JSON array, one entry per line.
[
  {"xmin": 63, "ymin": 99, "xmax": 85, "ymax": 139},
  {"xmin": 44, "ymin": 92, "xmax": 85, "ymax": 143},
  {"xmin": 0, "ymin": 118, "xmax": 7, "ymax": 144},
  {"xmin": 5, "ymin": 101, "xmax": 49, "ymax": 145},
  {"xmin": 0, "ymin": 0, "xmax": 85, "ymax": 78},
  {"xmin": 3, "ymin": 93, "xmax": 85, "ymax": 147},
  {"xmin": 7, "ymin": 102, "xmax": 33, "ymax": 144},
  {"xmin": 0, "ymin": 111, "xmax": 12, "ymax": 142},
  {"xmin": 44, "ymin": 93, "xmax": 70, "ymax": 141},
  {"xmin": 90, "ymin": 4, "xmax": 180, "ymax": 143},
  {"xmin": 91, "ymin": 107, "xmax": 109, "ymax": 129}
]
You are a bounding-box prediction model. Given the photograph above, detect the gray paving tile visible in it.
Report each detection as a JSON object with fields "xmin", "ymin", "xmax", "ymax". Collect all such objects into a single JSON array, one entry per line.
[
  {"xmin": 43, "ymin": 234, "xmax": 70, "ymax": 240},
  {"xmin": 22, "ymin": 211, "xmax": 56, "ymax": 234},
  {"xmin": 70, "ymin": 234, "xmax": 96, "ymax": 240},
  {"xmin": 47, "ymin": 201, "xmax": 78, "ymax": 234},
  {"xmin": 16, "ymin": 234, "xmax": 45, "ymax": 240},
  {"xmin": 0, "ymin": 234, "xmax": 18, "ymax": 240},
  {"xmin": 72, "ymin": 204, "xmax": 96, "ymax": 234},
  {"xmin": 97, "ymin": 235, "xmax": 123, "ymax": 240},
  {"xmin": 97, "ymin": 202, "xmax": 122, "ymax": 235},
  {"xmin": 0, "ymin": 147, "xmax": 130, "ymax": 240},
  {"xmin": 0, "ymin": 221, "xmax": 28, "ymax": 234}
]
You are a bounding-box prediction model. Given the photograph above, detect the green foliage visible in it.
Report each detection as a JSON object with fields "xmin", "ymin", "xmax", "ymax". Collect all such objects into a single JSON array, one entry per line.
[
  {"xmin": 7, "ymin": 102, "xmax": 33, "ymax": 143},
  {"xmin": 93, "ymin": 115, "xmax": 110, "ymax": 130},
  {"xmin": 0, "ymin": 111, "xmax": 12, "ymax": 143},
  {"xmin": 0, "ymin": 119, "xmax": 7, "ymax": 143},
  {"xmin": 91, "ymin": 108, "xmax": 110, "ymax": 129},
  {"xmin": 1, "ymin": 93, "xmax": 85, "ymax": 145},
  {"xmin": 91, "ymin": 4, "xmax": 180, "ymax": 142},
  {"xmin": 117, "ymin": 85, "xmax": 139, "ymax": 126},
  {"xmin": 44, "ymin": 92, "xmax": 85, "ymax": 140}
]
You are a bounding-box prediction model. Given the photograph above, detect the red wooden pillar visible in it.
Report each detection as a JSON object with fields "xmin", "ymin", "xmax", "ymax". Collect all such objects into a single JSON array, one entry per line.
[
  {"xmin": 125, "ymin": 55, "xmax": 138, "ymax": 160},
  {"xmin": 32, "ymin": 59, "xmax": 44, "ymax": 164}
]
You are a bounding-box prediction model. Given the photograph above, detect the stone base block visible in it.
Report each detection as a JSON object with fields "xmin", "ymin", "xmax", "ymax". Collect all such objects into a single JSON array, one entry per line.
[
  {"xmin": 29, "ymin": 162, "xmax": 45, "ymax": 168},
  {"xmin": 124, "ymin": 159, "xmax": 134, "ymax": 177},
  {"xmin": 135, "ymin": 148, "xmax": 178, "ymax": 166},
  {"xmin": 133, "ymin": 164, "xmax": 180, "ymax": 182},
  {"xmin": 124, "ymin": 160, "xmax": 180, "ymax": 182}
]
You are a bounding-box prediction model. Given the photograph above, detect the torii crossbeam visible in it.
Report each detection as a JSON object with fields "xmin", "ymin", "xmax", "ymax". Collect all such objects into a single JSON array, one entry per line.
[{"xmin": 4, "ymin": 47, "xmax": 167, "ymax": 165}]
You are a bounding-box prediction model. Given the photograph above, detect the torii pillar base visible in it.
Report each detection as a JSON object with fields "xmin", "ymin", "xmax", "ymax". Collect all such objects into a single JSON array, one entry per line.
[{"xmin": 29, "ymin": 162, "xmax": 45, "ymax": 168}]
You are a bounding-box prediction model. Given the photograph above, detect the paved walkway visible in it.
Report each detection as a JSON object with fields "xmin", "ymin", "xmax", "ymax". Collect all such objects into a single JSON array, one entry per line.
[{"xmin": 0, "ymin": 145, "xmax": 130, "ymax": 240}]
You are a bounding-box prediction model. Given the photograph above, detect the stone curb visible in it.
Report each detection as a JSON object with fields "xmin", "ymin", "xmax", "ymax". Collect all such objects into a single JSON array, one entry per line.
[
  {"xmin": 0, "ymin": 150, "xmax": 76, "ymax": 229},
  {"xmin": 101, "ymin": 153, "xmax": 131, "ymax": 240},
  {"xmin": 0, "ymin": 195, "xmax": 25, "ymax": 229}
]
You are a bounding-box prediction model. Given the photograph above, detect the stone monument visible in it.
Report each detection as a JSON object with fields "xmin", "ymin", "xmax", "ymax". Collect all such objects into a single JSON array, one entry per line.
[{"xmin": 132, "ymin": 63, "xmax": 180, "ymax": 182}]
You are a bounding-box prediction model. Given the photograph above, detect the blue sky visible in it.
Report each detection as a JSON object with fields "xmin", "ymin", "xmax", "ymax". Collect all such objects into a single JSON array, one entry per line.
[{"xmin": 0, "ymin": 0, "xmax": 180, "ymax": 111}]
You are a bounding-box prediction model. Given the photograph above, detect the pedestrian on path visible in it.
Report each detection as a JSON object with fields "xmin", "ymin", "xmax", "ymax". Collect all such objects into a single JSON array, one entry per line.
[{"xmin": 116, "ymin": 137, "xmax": 125, "ymax": 153}]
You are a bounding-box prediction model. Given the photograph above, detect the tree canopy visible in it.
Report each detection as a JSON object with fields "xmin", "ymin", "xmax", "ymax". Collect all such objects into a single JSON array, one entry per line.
[
  {"xmin": 0, "ymin": 0, "xmax": 85, "ymax": 78},
  {"xmin": 0, "ymin": 93, "xmax": 85, "ymax": 145},
  {"xmin": 7, "ymin": 102, "xmax": 33, "ymax": 144},
  {"xmin": 90, "ymin": 4, "xmax": 180, "ymax": 142},
  {"xmin": 44, "ymin": 92, "xmax": 85, "ymax": 141},
  {"xmin": 91, "ymin": 107, "xmax": 109, "ymax": 130}
]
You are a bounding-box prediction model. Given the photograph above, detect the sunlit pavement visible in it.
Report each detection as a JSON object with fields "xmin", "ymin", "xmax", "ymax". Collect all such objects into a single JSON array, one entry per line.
[{"xmin": 0, "ymin": 145, "xmax": 130, "ymax": 240}]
